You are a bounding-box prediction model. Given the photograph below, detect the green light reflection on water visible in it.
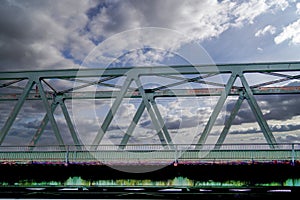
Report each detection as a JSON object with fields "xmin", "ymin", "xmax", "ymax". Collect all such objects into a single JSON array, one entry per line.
[
  {"xmin": 2, "ymin": 177, "xmax": 300, "ymax": 187},
  {"xmin": 285, "ymin": 178, "xmax": 300, "ymax": 186}
]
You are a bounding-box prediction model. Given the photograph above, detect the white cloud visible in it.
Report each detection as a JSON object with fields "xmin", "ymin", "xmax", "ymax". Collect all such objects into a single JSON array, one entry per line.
[
  {"xmin": 272, "ymin": 0, "xmax": 289, "ymax": 11},
  {"xmin": 0, "ymin": 0, "xmax": 294, "ymax": 70},
  {"xmin": 255, "ymin": 25, "xmax": 276, "ymax": 37},
  {"xmin": 297, "ymin": 2, "xmax": 300, "ymax": 14},
  {"xmin": 257, "ymin": 47, "xmax": 263, "ymax": 51},
  {"xmin": 274, "ymin": 19, "xmax": 300, "ymax": 45},
  {"xmin": 88, "ymin": 0, "xmax": 286, "ymax": 43},
  {"xmin": 231, "ymin": 0, "xmax": 269, "ymax": 26},
  {"xmin": 82, "ymin": 0, "xmax": 294, "ymax": 67}
]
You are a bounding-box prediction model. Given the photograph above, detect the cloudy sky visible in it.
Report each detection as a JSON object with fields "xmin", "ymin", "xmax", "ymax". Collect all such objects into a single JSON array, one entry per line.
[{"xmin": 1, "ymin": 0, "xmax": 300, "ymax": 148}]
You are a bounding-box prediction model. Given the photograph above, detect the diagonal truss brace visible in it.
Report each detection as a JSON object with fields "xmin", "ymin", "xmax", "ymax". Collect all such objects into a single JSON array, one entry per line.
[
  {"xmin": 214, "ymin": 91, "xmax": 245, "ymax": 150},
  {"xmin": 35, "ymin": 78, "xmax": 65, "ymax": 147},
  {"xmin": 118, "ymin": 94, "xmax": 174, "ymax": 149},
  {"xmin": 0, "ymin": 77, "xmax": 84, "ymax": 148},
  {"xmin": 29, "ymin": 94, "xmax": 82, "ymax": 149},
  {"xmin": 91, "ymin": 75, "xmax": 134, "ymax": 149},
  {"xmin": 197, "ymin": 72, "xmax": 277, "ymax": 149},
  {"xmin": 29, "ymin": 102, "xmax": 59, "ymax": 148},
  {"xmin": 197, "ymin": 73, "xmax": 238, "ymax": 146},
  {"xmin": 239, "ymin": 73, "xmax": 277, "ymax": 148},
  {"xmin": 134, "ymin": 78, "xmax": 172, "ymax": 148},
  {"xmin": 0, "ymin": 78, "xmax": 66, "ymax": 146},
  {"xmin": 0, "ymin": 79, "xmax": 35, "ymax": 144},
  {"xmin": 119, "ymin": 101, "xmax": 146, "ymax": 149},
  {"xmin": 92, "ymin": 74, "xmax": 173, "ymax": 150},
  {"xmin": 2, "ymin": 61, "xmax": 299, "ymax": 149}
]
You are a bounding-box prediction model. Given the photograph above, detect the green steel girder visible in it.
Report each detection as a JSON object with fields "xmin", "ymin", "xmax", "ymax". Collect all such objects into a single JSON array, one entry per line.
[
  {"xmin": 196, "ymin": 72, "xmax": 238, "ymax": 147},
  {"xmin": 214, "ymin": 91, "xmax": 245, "ymax": 150},
  {"xmin": 35, "ymin": 78, "xmax": 65, "ymax": 147},
  {"xmin": 2, "ymin": 61, "xmax": 300, "ymax": 80},
  {"xmin": 239, "ymin": 73, "xmax": 277, "ymax": 148},
  {"xmin": 91, "ymin": 75, "xmax": 134, "ymax": 149},
  {"xmin": 0, "ymin": 79, "xmax": 35, "ymax": 144},
  {"xmin": 134, "ymin": 77, "xmax": 172, "ymax": 148},
  {"xmin": 0, "ymin": 86, "xmax": 300, "ymax": 102},
  {"xmin": 28, "ymin": 102, "xmax": 59, "ymax": 148},
  {"xmin": 2, "ymin": 61, "xmax": 300, "ymax": 149},
  {"xmin": 119, "ymin": 101, "xmax": 146, "ymax": 149},
  {"xmin": 2, "ymin": 86, "xmax": 300, "ymax": 102}
]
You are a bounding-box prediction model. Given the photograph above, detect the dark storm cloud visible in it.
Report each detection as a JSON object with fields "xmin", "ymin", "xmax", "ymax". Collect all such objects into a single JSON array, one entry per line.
[
  {"xmin": 19, "ymin": 119, "xmax": 40, "ymax": 129},
  {"xmin": 0, "ymin": 1, "xmax": 55, "ymax": 70},
  {"xmin": 166, "ymin": 115, "xmax": 201, "ymax": 129},
  {"xmin": 138, "ymin": 114, "xmax": 202, "ymax": 130},
  {"xmin": 261, "ymin": 95, "xmax": 300, "ymax": 121},
  {"xmin": 229, "ymin": 124, "xmax": 300, "ymax": 136},
  {"xmin": 0, "ymin": 102, "xmax": 16, "ymax": 123},
  {"xmin": 277, "ymin": 135, "xmax": 300, "ymax": 143},
  {"xmin": 225, "ymin": 93, "xmax": 300, "ymax": 125},
  {"xmin": 272, "ymin": 124, "xmax": 300, "ymax": 132},
  {"xmin": 0, "ymin": 0, "xmax": 94, "ymax": 71},
  {"xmin": 3, "ymin": 116, "xmax": 80, "ymax": 145},
  {"xmin": 108, "ymin": 133, "xmax": 123, "ymax": 139},
  {"xmin": 0, "ymin": 100, "xmax": 82, "ymax": 145}
]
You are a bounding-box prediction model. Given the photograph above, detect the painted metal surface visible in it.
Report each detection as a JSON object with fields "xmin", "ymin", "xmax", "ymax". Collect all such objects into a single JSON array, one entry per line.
[
  {"xmin": 0, "ymin": 143, "xmax": 298, "ymax": 164},
  {"xmin": 1, "ymin": 61, "xmax": 300, "ymax": 150}
]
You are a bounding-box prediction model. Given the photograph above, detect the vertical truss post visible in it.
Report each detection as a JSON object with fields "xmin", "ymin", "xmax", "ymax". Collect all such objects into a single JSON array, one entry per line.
[
  {"xmin": 0, "ymin": 79, "xmax": 35, "ymax": 145},
  {"xmin": 239, "ymin": 73, "xmax": 277, "ymax": 148},
  {"xmin": 119, "ymin": 101, "xmax": 146, "ymax": 149},
  {"xmin": 196, "ymin": 73, "xmax": 238, "ymax": 146},
  {"xmin": 134, "ymin": 77, "xmax": 170, "ymax": 148},
  {"xmin": 92, "ymin": 75, "xmax": 133, "ymax": 149},
  {"xmin": 214, "ymin": 91, "xmax": 245, "ymax": 150},
  {"xmin": 291, "ymin": 143, "xmax": 295, "ymax": 166},
  {"xmin": 35, "ymin": 78, "xmax": 65, "ymax": 147}
]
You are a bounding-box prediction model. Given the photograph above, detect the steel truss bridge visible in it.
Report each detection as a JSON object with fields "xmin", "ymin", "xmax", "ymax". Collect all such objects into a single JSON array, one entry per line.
[{"xmin": 1, "ymin": 61, "xmax": 300, "ymax": 163}]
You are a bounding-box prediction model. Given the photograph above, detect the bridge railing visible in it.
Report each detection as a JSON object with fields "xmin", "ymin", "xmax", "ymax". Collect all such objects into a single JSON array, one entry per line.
[{"xmin": 0, "ymin": 143, "xmax": 299, "ymax": 165}]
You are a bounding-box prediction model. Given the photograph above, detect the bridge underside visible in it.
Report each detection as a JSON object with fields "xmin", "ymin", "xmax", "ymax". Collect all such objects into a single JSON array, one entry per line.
[{"xmin": 0, "ymin": 161, "xmax": 299, "ymax": 199}]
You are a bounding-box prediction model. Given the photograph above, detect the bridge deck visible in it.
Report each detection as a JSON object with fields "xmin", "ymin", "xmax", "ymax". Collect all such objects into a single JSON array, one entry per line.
[
  {"xmin": 0, "ymin": 144, "xmax": 299, "ymax": 165},
  {"xmin": 0, "ymin": 149, "xmax": 300, "ymax": 164}
]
